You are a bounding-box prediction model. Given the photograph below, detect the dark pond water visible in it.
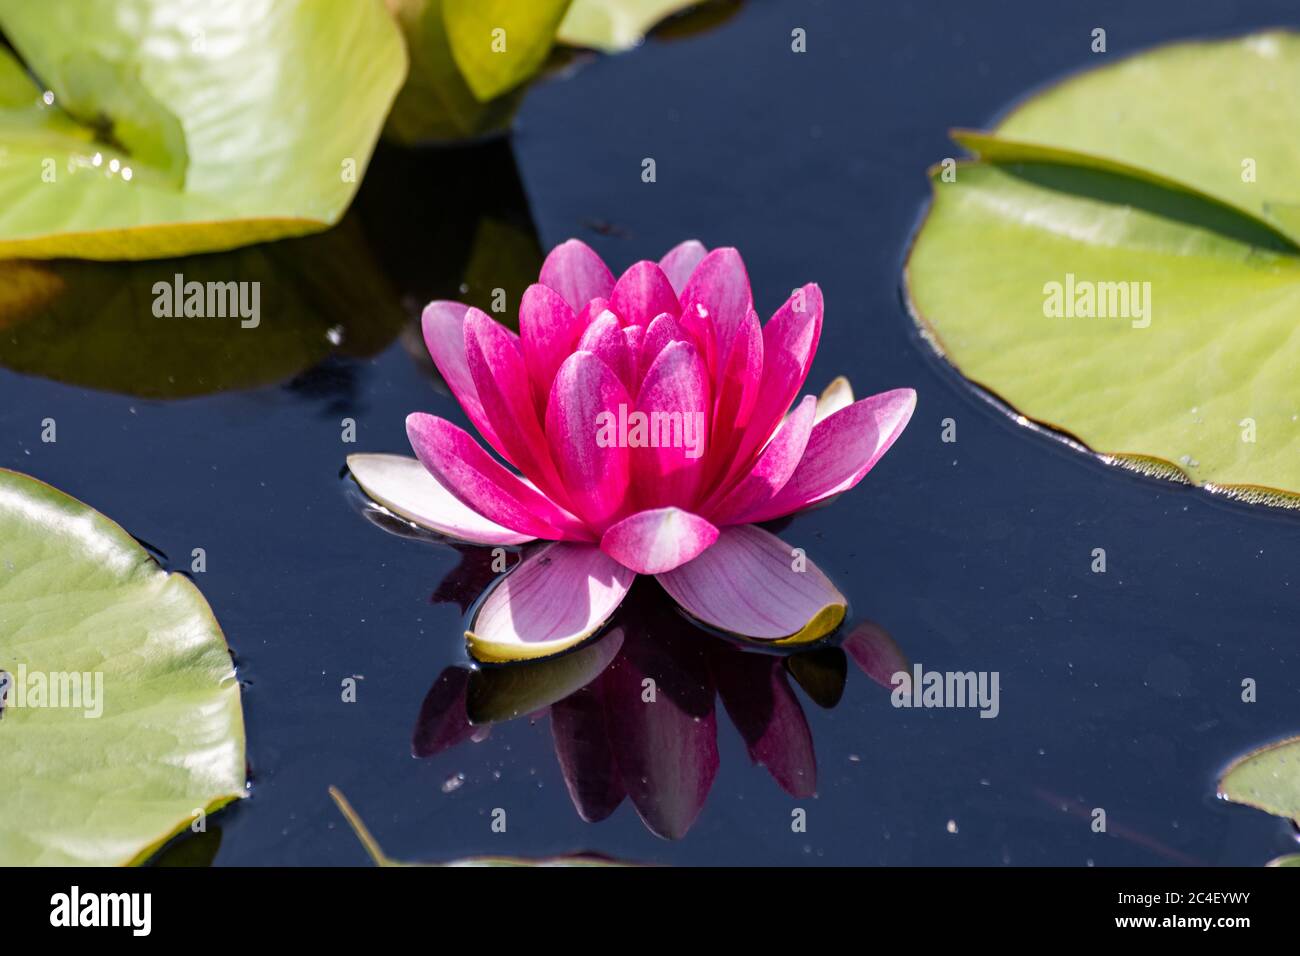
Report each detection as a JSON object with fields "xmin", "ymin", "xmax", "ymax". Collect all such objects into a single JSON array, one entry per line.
[{"xmin": 4, "ymin": 0, "xmax": 1299, "ymax": 866}]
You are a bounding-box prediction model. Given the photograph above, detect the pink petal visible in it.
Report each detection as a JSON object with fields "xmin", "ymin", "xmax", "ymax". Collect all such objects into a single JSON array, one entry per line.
[
  {"xmin": 608, "ymin": 260, "xmax": 680, "ymax": 326},
  {"xmin": 421, "ymin": 301, "xmax": 504, "ymax": 452},
  {"xmin": 464, "ymin": 308, "xmax": 565, "ymax": 494},
  {"xmin": 577, "ymin": 312, "xmax": 635, "ymax": 391},
  {"xmin": 539, "ymin": 239, "xmax": 615, "ymax": 313},
  {"xmin": 656, "ymin": 525, "xmax": 846, "ymax": 641},
  {"xmin": 703, "ymin": 307, "xmax": 763, "ymax": 482},
  {"xmin": 679, "ymin": 247, "xmax": 753, "ymax": 364},
  {"xmin": 545, "ymin": 351, "xmax": 632, "ymax": 530},
  {"xmin": 520, "ymin": 283, "xmax": 584, "ymax": 411},
  {"xmin": 659, "ymin": 239, "xmax": 707, "ymax": 296},
  {"xmin": 406, "ymin": 413, "xmax": 588, "ymax": 541},
  {"xmin": 467, "ymin": 543, "xmax": 635, "ymax": 662},
  {"xmin": 638, "ymin": 313, "xmax": 683, "ymax": 380},
  {"xmin": 599, "ymin": 507, "xmax": 719, "ymax": 575},
  {"xmin": 740, "ymin": 388, "xmax": 917, "ymax": 523},
  {"xmin": 631, "ymin": 340, "xmax": 711, "ymax": 509},
  {"xmin": 842, "ymin": 620, "xmax": 910, "ymax": 691},
  {"xmin": 348, "ymin": 453, "xmax": 535, "ymax": 546},
  {"xmin": 622, "ymin": 324, "xmax": 644, "ymax": 385},
  {"xmin": 601, "ymin": 625, "xmax": 719, "ymax": 839},
  {"xmin": 714, "ymin": 650, "xmax": 817, "ymax": 798},
  {"xmin": 703, "ymin": 394, "xmax": 816, "ymax": 525}
]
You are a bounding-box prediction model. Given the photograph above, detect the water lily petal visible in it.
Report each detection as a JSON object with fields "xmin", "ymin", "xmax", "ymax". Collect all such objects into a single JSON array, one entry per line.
[
  {"xmin": 470, "ymin": 629, "xmax": 625, "ymax": 724},
  {"xmin": 638, "ymin": 312, "xmax": 684, "ymax": 379},
  {"xmin": 546, "ymin": 351, "xmax": 633, "ymax": 530},
  {"xmin": 520, "ymin": 283, "xmax": 585, "ymax": 411},
  {"xmin": 467, "ymin": 543, "xmax": 635, "ymax": 662},
  {"xmin": 704, "ymin": 394, "xmax": 816, "ymax": 525},
  {"xmin": 601, "ymin": 624, "xmax": 719, "ymax": 839},
  {"xmin": 843, "ymin": 620, "xmax": 910, "ymax": 691},
  {"xmin": 464, "ymin": 308, "xmax": 564, "ymax": 494},
  {"xmin": 714, "ymin": 650, "xmax": 817, "ymax": 798},
  {"xmin": 609, "ymin": 260, "xmax": 680, "ymax": 326},
  {"xmin": 656, "ymin": 525, "xmax": 846, "ymax": 642},
  {"xmin": 705, "ymin": 307, "xmax": 763, "ymax": 482},
  {"xmin": 815, "ymin": 375, "xmax": 854, "ymax": 424},
  {"xmin": 551, "ymin": 671, "xmax": 626, "ymax": 822},
  {"xmin": 348, "ymin": 453, "xmax": 535, "ymax": 545},
  {"xmin": 741, "ymin": 388, "xmax": 917, "ymax": 523},
  {"xmin": 577, "ymin": 311, "xmax": 635, "ymax": 391},
  {"xmin": 421, "ymin": 300, "xmax": 504, "ymax": 452},
  {"xmin": 631, "ymin": 340, "xmax": 711, "ymax": 509},
  {"xmin": 539, "ymin": 238, "xmax": 615, "ymax": 312},
  {"xmin": 600, "ymin": 507, "xmax": 719, "ymax": 574},
  {"xmin": 407, "ymin": 413, "xmax": 588, "ymax": 541},
  {"xmin": 680, "ymin": 247, "xmax": 753, "ymax": 362},
  {"xmin": 659, "ymin": 239, "xmax": 707, "ymax": 296}
]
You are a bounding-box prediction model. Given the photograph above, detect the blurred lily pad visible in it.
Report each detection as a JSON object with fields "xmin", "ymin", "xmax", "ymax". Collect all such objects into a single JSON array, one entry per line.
[
  {"xmin": 907, "ymin": 33, "xmax": 1300, "ymax": 508},
  {"xmin": 0, "ymin": 0, "xmax": 405, "ymax": 259},
  {"xmin": 0, "ymin": 469, "xmax": 246, "ymax": 865},
  {"xmin": 559, "ymin": 0, "xmax": 713, "ymax": 52},
  {"xmin": 0, "ymin": 216, "xmax": 407, "ymax": 398},
  {"xmin": 384, "ymin": 0, "xmax": 571, "ymax": 144},
  {"xmin": 1218, "ymin": 735, "xmax": 1300, "ymax": 826}
]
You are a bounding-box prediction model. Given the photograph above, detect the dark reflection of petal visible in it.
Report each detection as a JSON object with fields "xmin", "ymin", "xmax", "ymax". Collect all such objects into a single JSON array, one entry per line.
[
  {"xmin": 784, "ymin": 646, "xmax": 848, "ymax": 709},
  {"xmin": 412, "ymin": 667, "xmax": 477, "ymax": 758},
  {"xmin": 551, "ymin": 674, "xmax": 625, "ymax": 823},
  {"xmin": 467, "ymin": 629, "xmax": 624, "ymax": 724},
  {"xmin": 601, "ymin": 590, "xmax": 719, "ymax": 839},
  {"xmin": 715, "ymin": 649, "xmax": 817, "ymax": 798},
  {"xmin": 432, "ymin": 546, "xmax": 510, "ymax": 613},
  {"xmin": 842, "ymin": 620, "xmax": 910, "ymax": 690}
]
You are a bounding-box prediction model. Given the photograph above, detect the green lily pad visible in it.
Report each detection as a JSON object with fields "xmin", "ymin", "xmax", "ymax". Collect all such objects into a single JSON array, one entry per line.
[
  {"xmin": 329, "ymin": 787, "xmax": 624, "ymax": 866},
  {"xmin": 962, "ymin": 31, "xmax": 1300, "ymax": 247},
  {"xmin": 1218, "ymin": 735, "xmax": 1300, "ymax": 826},
  {"xmin": 907, "ymin": 159, "xmax": 1300, "ymax": 506},
  {"xmin": 0, "ymin": 0, "xmax": 406, "ymax": 259},
  {"xmin": 383, "ymin": 0, "xmax": 533, "ymax": 144},
  {"xmin": 441, "ymin": 0, "xmax": 572, "ymax": 102},
  {"xmin": 0, "ymin": 469, "xmax": 246, "ymax": 865},
  {"xmin": 1267, "ymin": 854, "xmax": 1300, "ymax": 867},
  {"xmin": 0, "ymin": 216, "xmax": 407, "ymax": 398},
  {"xmin": 558, "ymin": 0, "xmax": 709, "ymax": 52}
]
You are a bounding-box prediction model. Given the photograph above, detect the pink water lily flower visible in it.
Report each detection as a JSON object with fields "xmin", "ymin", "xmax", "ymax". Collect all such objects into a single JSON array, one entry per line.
[{"xmin": 348, "ymin": 239, "xmax": 915, "ymax": 661}]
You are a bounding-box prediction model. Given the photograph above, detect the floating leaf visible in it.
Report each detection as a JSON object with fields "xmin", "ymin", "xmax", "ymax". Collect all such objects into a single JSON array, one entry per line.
[
  {"xmin": 440, "ymin": 0, "xmax": 571, "ymax": 102},
  {"xmin": 1267, "ymin": 854, "xmax": 1300, "ymax": 867},
  {"xmin": 0, "ymin": 216, "xmax": 406, "ymax": 398},
  {"xmin": 559, "ymin": 0, "xmax": 709, "ymax": 52},
  {"xmin": 959, "ymin": 32, "xmax": 1300, "ymax": 246},
  {"xmin": 0, "ymin": 469, "xmax": 246, "ymax": 865},
  {"xmin": 1218, "ymin": 735, "xmax": 1300, "ymax": 826},
  {"xmin": 383, "ymin": 0, "xmax": 533, "ymax": 143},
  {"xmin": 0, "ymin": 0, "xmax": 406, "ymax": 259},
  {"xmin": 904, "ymin": 31, "xmax": 1300, "ymax": 509},
  {"xmin": 328, "ymin": 787, "xmax": 625, "ymax": 866}
]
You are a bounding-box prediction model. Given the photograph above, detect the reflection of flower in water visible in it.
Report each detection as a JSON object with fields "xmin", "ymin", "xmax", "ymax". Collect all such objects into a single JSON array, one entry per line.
[{"xmin": 414, "ymin": 583, "xmax": 906, "ymax": 839}]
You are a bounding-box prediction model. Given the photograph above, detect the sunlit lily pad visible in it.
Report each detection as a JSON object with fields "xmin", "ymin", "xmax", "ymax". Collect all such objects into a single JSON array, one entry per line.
[
  {"xmin": 0, "ymin": 469, "xmax": 246, "ymax": 865},
  {"xmin": 908, "ymin": 65, "xmax": 1300, "ymax": 507},
  {"xmin": 0, "ymin": 0, "xmax": 405, "ymax": 259},
  {"xmin": 1218, "ymin": 735, "xmax": 1300, "ymax": 826},
  {"xmin": 961, "ymin": 31, "xmax": 1300, "ymax": 246}
]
